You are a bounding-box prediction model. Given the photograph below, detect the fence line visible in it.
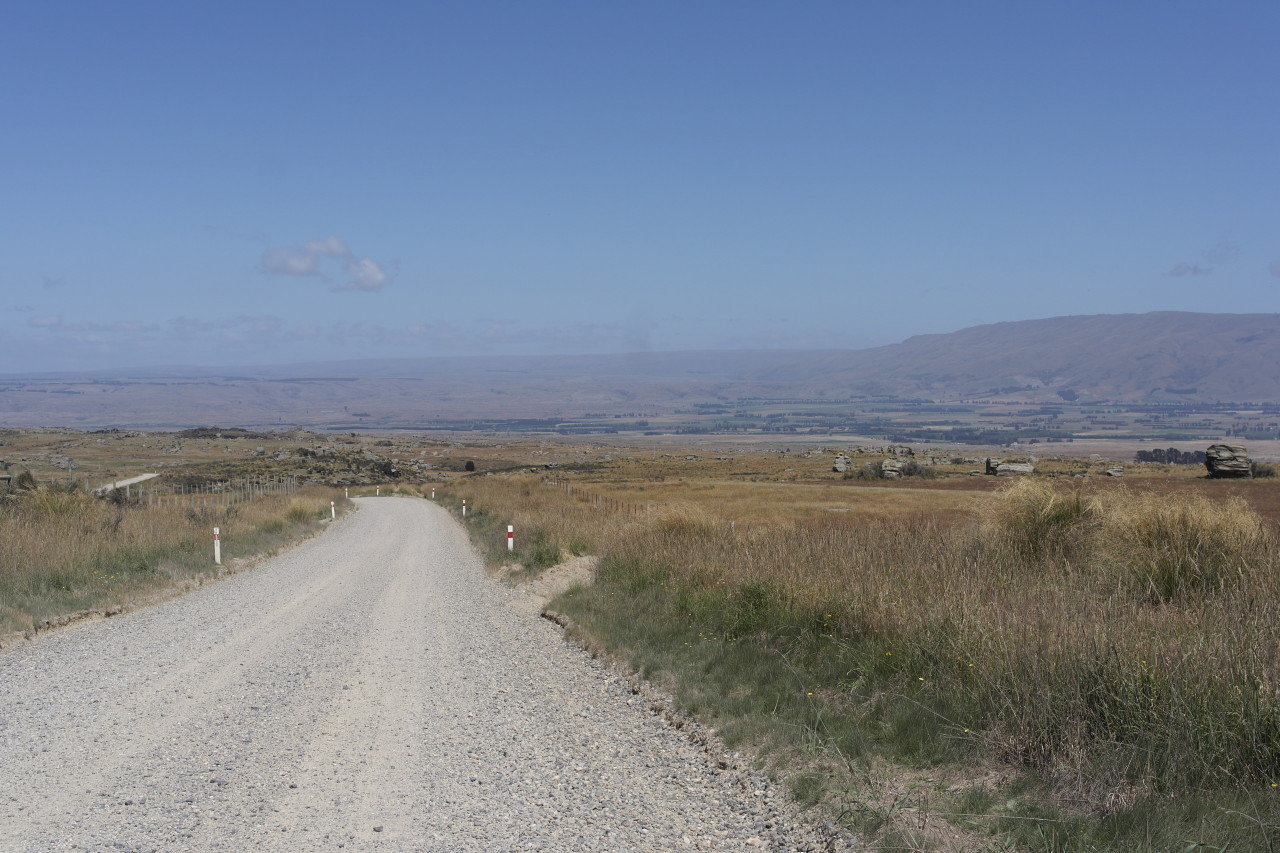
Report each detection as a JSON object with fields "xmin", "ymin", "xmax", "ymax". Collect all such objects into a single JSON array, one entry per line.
[
  {"xmin": 115, "ymin": 475, "xmax": 300, "ymax": 508},
  {"xmin": 541, "ymin": 477, "xmax": 655, "ymax": 516}
]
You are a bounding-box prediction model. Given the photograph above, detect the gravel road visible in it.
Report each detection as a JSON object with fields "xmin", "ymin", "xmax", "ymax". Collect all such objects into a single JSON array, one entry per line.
[{"xmin": 0, "ymin": 497, "xmax": 844, "ymax": 852}]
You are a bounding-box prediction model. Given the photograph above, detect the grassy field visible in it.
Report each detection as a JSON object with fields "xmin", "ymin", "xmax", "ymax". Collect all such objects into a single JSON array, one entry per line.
[
  {"xmin": 7, "ymin": 425, "xmax": 1280, "ymax": 849},
  {"xmin": 0, "ymin": 479, "xmax": 350, "ymax": 638},
  {"xmin": 438, "ymin": 465, "xmax": 1280, "ymax": 851}
]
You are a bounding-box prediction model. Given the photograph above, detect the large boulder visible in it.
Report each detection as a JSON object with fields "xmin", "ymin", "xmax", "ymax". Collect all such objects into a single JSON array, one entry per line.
[
  {"xmin": 986, "ymin": 457, "xmax": 1034, "ymax": 476},
  {"xmin": 1205, "ymin": 444, "xmax": 1252, "ymax": 478},
  {"xmin": 880, "ymin": 458, "xmax": 910, "ymax": 479},
  {"xmin": 832, "ymin": 453, "xmax": 853, "ymax": 473}
]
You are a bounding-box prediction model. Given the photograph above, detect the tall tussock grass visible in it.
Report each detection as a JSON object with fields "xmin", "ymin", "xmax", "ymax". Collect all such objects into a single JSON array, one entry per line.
[
  {"xmin": 434, "ymin": 474, "xmax": 643, "ymax": 571},
  {"xmin": 0, "ymin": 483, "xmax": 347, "ymax": 636},
  {"xmin": 468, "ymin": 474, "xmax": 1280, "ymax": 840},
  {"xmin": 1101, "ymin": 490, "xmax": 1272, "ymax": 601},
  {"xmin": 982, "ymin": 478, "xmax": 1097, "ymax": 563}
]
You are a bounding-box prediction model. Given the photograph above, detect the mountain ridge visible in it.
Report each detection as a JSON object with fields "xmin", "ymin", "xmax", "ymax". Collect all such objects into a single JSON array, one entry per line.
[
  {"xmin": 3, "ymin": 312, "xmax": 1278, "ymax": 428},
  {"xmin": 766, "ymin": 312, "xmax": 1280, "ymax": 402}
]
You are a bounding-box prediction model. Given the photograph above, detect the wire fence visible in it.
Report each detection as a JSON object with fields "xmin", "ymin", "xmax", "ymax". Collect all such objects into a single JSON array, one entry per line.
[
  {"xmin": 102, "ymin": 475, "xmax": 300, "ymax": 507},
  {"xmin": 541, "ymin": 477, "xmax": 654, "ymax": 516}
]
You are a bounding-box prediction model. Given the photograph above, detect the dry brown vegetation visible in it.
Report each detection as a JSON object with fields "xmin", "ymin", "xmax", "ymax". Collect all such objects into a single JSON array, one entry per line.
[
  {"xmin": 0, "ymin": 483, "xmax": 348, "ymax": 637},
  {"xmin": 7, "ymin": 424, "xmax": 1279, "ymax": 847},
  {"xmin": 437, "ymin": 466, "xmax": 1280, "ymax": 850}
]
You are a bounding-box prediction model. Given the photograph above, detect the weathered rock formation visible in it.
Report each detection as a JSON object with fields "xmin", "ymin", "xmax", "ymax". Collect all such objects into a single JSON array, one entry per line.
[
  {"xmin": 1205, "ymin": 444, "xmax": 1252, "ymax": 478},
  {"xmin": 880, "ymin": 458, "xmax": 910, "ymax": 479},
  {"xmin": 985, "ymin": 458, "xmax": 1034, "ymax": 476}
]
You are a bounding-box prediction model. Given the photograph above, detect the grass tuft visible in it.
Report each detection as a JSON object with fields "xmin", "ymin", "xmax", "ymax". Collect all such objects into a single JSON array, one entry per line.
[{"xmin": 1100, "ymin": 488, "xmax": 1271, "ymax": 601}]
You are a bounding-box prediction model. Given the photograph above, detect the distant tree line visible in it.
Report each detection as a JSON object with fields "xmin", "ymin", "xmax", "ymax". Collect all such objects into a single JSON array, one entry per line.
[{"xmin": 1134, "ymin": 448, "xmax": 1207, "ymax": 464}]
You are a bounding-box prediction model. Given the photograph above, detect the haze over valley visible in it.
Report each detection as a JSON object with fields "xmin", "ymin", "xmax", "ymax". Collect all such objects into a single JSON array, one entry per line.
[{"xmin": 4, "ymin": 313, "xmax": 1280, "ymax": 453}]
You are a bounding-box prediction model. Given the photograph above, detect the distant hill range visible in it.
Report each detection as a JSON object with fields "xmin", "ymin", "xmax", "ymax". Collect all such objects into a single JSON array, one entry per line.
[
  {"xmin": 769, "ymin": 311, "xmax": 1280, "ymax": 403},
  {"xmin": 3, "ymin": 312, "xmax": 1278, "ymax": 428}
]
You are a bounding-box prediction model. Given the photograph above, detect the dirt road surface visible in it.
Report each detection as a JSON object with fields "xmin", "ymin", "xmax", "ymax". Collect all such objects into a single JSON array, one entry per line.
[{"xmin": 0, "ymin": 497, "xmax": 838, "ymax": 852}]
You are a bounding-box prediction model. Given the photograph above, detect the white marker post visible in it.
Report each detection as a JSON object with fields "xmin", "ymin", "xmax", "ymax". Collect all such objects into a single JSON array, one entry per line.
[
  {"xmin": 462, "ymin": 499, "xmax": 467, "ymax": 517},
  {"xmin": 330, "ymin": 500, "xmax": 336, "ymax": 519},
  {"xmin": 376, "ymin": 487, "xmax": 380, "ymax": 497},
  {"xmin": 344, "ymin": 488, "xmax": 349, "ymax": 499},
  {"xmin": 213, "ymin": 527, "xmax": 221, "ymax": 566},
  {"xmin": 507, "ymin": 525, "xmax": 514, "ymax": 551},
  {"xmin": 431, "ymin": 488, "xmax": 436, "ymax": 499}
]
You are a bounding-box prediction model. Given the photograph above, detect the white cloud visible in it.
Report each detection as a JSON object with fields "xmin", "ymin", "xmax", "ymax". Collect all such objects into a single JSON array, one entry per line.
[
  {"xmin": 261, "ymin": 246, "xmax": 319, "ymax": 276},
  {"xmin": 1168, "ymin": 263, "xmax": 1213, "ymax": 277},
  {"xmin": 260, "ymin": 235, "xmax": 391, "ymax": 292},
  {"xmin": 339, "ymin": 258, "xmax": 391, "ymax": 292},
  {"xmin": 304, "ymin": 236, "xmax": 351, "ymax": 258},
  {"xmin": 28, "ymin": 315, "xmax": 62, "ymax": 327}
]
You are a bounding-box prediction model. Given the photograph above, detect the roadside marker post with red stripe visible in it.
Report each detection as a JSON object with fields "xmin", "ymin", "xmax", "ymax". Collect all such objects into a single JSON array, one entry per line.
[
  {"xmin": 507, "ymin": 525, "xmax": 514, "ymax": 551},
  {"xmin": 462, "ymin": 499, "xmax": 467, "ymax": 517},
  {"xmin": 213, "ymin": 527, "xmax": 221, "ymax": 566},
  {"xmin": 330, "ymin": 501, "xmax": 336, "ymax": 519}
]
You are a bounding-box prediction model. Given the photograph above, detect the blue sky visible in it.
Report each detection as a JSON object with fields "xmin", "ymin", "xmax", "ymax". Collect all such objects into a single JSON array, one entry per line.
[{"xmin": 2, "ymin": 1, "xmax": 1277, "ymax": 372}]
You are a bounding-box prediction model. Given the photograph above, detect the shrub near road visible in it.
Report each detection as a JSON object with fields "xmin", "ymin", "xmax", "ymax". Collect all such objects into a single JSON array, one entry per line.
[
  {"xmin": 447, "ymin": 473, "xmax": 1280, "ymax": 851},
  {"xmin": 0, "ymin": 480, "xmax": 349, "ymax": 638}
]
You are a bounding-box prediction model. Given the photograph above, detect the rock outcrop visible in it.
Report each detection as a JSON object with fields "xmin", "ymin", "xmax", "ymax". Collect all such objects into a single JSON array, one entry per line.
[
  {"xmin": 1205, "ymin": 444, "xmax": 1252, "ymax": 478},
  {"xmin": 880, "ymin": 458, "xmax": 909, "ymax": 479},
  {"xmin": 985, "ymin": 458, "xmax": 1034, "ymax": 476}
]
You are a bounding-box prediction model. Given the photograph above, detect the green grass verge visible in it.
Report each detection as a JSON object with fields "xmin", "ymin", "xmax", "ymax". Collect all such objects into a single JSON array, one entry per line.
[{"xmin": 549, "ymin": 559, "xmax": 1280, "ymax": 851}]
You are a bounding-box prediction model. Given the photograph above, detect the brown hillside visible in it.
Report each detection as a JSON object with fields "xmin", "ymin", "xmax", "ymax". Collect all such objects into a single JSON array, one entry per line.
[{"xmin": 769, "ymin": 312, "xmax": 1280, "ymax": 402}]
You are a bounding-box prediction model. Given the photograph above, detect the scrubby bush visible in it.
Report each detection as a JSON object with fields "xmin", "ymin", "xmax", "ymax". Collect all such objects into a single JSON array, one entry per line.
[
  {"xmin": 980, "ymin": 477, "xmax": 1096, "ymax": 563},
  {"xmin": 1100, "ymin": 489, "xmax": 1271, "ymax": 600}
]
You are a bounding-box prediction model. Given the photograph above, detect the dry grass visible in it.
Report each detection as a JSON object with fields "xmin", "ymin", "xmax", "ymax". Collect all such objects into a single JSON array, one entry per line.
[
  {"xmin": 592, "ymin": 478, "xmax": 989, "ymax": 527},
  {"xmin": 0, "ymin": 483, "xmax": 347, "ymax": 636},
  {"xmin": 431, "ymin": 475, "xmax": 643, "ymax": 568},
  {"xmin": 451, "ymin": 469, "xmax": 1280, "ymax": 847}
]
